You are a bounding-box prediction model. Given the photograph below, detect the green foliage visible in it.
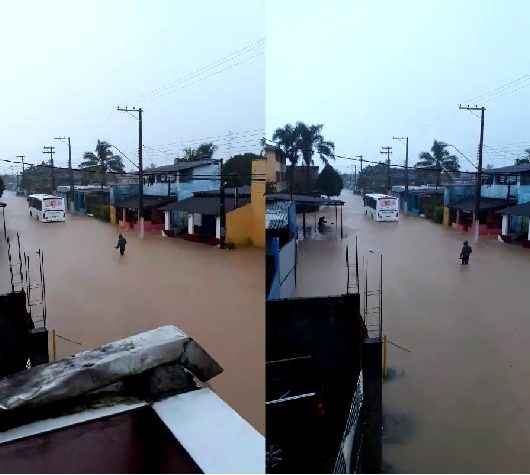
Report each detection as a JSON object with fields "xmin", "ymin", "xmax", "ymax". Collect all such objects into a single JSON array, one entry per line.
[
  {"xmin": 223, "ymin": 153, "xmax": 260, "ymax": 187},
  {"xmin": 80, "ymin": 140, "xmax": 124, "ymax": 188},
  {"xmin": 432, "ymin": 205, "xmax": 444, "ymax": 224},
  {"xmin": 416, "ymin": 140, "xmax": 459, "ymax": 187},
  {"xmin": 182, "ymin": 142, "xmax": 217, "ymax": 161},
  {"xmin": 92, "ymin": 204, "xmax": 110, "ymax": 222},
  {"xmin": 515, "ymin": 149, "xmax": 530, "ymax": 165},
  {"xmin": 272, "ymin": 122, "xmax": 335, "ymax": 192},
  {"xmin": 272, "ymin": 123, "xmax": 299, "ymax": 166},
  {"xmin": 316, "ymin": 164, "xmax": 343, "ymax": 197}
]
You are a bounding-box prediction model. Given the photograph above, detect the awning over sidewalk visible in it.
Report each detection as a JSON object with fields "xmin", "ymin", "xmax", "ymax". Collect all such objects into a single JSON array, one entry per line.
[
  {"xmin": 266, "ymin": 193, "xmax": 344, "ymax": 206},
  {"xmin": 115, "ymin": 196, "xmax": 173, "ymax": 210},
  {"xmin": 159, "ymin": 196, "xmax": 250, "ymax": 216},
  {"xmin": 452, "ymin": 197, "xmax": 513, "ymax": 212},
  {"xmin": 496, "ymin": 202, "xmax": 530, "ymax": 217}
]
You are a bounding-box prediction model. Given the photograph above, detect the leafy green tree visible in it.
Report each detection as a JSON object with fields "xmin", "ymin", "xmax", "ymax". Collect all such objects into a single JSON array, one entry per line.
[
  {"xmin": 182, "ymin": 142, "xmax": 217, "ymax": 161},
  {"xmin": 515, "ymin": 148, "xmax": 530, "ymax": 165},
  {"xmin": 416, "ymin": 140, "xmax": 459, "ymax": 187},
  {"xmin": 223, "ymin": 153, "xmax": 260, "ymax": 187},
  {"xmin": 80, "ymin": 140, "xmax": 124, "ymax": 188},
  {"xmin": 316, "ymin": 164, "xmax": 343, "ymax": 197}
]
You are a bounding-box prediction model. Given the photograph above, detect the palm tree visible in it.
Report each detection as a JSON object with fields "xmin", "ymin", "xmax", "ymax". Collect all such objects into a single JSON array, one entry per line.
[
  {"xmin": 272, "ymin": 123, "xmax": 300, "ymax": 193},
  {"xmin": 416, "ymin": 140, "xmax": 459, "ymax": 188},
  {"xmin": 294, "ymin": 122, "xmax": 335, "ymax": 192},
  {"xmin": 80, "ymin": 140, "xmax": 124, "ymax": 188},
  {"xmin": 272, "ymin": 123, "xmax": 299, "ymax": 166}
]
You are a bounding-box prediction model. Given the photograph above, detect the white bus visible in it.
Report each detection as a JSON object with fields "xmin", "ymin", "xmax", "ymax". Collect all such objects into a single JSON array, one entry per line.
[
  {"xmin": 363, "ymin": 193, "xmax": 399, "ymax": 222},
  {"xmin": 28, "ymin": 194, "xmax": 66, "ymax": 222}
]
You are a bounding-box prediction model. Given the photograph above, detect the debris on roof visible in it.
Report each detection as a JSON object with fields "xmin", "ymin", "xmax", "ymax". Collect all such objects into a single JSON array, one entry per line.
[{"xmin": 0, "ymin": 326, "xmax": 223, "ymax": 430}]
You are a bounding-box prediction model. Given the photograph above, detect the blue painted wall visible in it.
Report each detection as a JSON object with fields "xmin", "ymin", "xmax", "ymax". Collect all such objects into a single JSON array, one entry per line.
[
  {"xmin": 444, "ymin": 185, "xmax": 474, "ymax": 206},
  {"xmin": 143, "ymin": 163, "xmax": 220, "ymax": 199},
  {"xmin": 481, "ymin": 184, "xmax": 510, "ymax": 199},
  {"xmin": 481, "ymin": 183, "xmax": 530, "ymax": 203},
  {"xmin": 110, "ymin": 184, "xmax": 137, "ymax": 205}
]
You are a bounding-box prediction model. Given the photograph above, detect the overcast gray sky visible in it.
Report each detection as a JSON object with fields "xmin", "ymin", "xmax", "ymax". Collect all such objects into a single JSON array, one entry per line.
[
  {"xmin": 266, "ymin": 0, "xmax": 530, "ymax": 173},
  {"xmin": 1, "ymin": 0, "xmax": 264, "ymax": 174}
]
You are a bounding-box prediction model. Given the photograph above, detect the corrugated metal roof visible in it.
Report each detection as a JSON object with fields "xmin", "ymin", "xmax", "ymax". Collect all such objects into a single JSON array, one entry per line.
[
  {"xmin": 266, "ymin": 193, "xmax": 344, "ymax": 206},
  {"xmin": 266, "ymin": 201, "xmax": 290, "ymax": 229},
  {"xmin": 452, "ymin": 197, "xmax": 514, "ymax": 212},
  {"xmin": 484, "ymin": 163, "xmax": 530, "ymax": 174},
  {"xmin": 496, "ymin": 201, "xmax": 530, "ymax": 217},
  {"xmin": 159, "ymin": 196, "xmax": 249, "ymax": 215},
  {"xmin": 115, "ymin": 196, "xmax": 173, "ymax": 209}
]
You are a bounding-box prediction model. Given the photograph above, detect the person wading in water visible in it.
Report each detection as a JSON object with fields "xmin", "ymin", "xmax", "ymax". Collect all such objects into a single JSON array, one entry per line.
[
  {"xmin": 460, "ymin": 240, "xmax": 472, "ymax": 265},
  {"xmin": 116, "ymin": 233, "xmax": 127, "ymax": 256}
]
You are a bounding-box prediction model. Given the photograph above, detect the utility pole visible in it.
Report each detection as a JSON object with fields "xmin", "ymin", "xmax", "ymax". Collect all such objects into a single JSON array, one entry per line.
[
  {"xmin": 219, "ymin": 159, "xmax": 226, "ymax": 249},
  {"xmin": 354, "ymin": 164, "xmax": 357, "ymax": 193},
  {"xmin": 42, "ymin": 146, "xmax": 56, "ymax": 193},
  {"xmin": 393, "ymin": 136, "xmax": 409, "ymax": 214},
  {"xmin": 355, "ymin": 155, "xmax": 363, "ymax": 194},
  {"xmin": 16, "ymin": 155, "xmax": 25, "ymax": 194},
  {"xmin": 117, "ymin": 106, "xmax": 144, "ymax": 239},
  {"xmin": 55, "ymin": 137, "xmax": 74, "ymax": 212},
  {"xmin": 380, "ymin": 146, "xmax": 392, "ymax": 194},
  {"xmin": 459, "ymin": 104, "xmax": 485, "ymax": 241}
]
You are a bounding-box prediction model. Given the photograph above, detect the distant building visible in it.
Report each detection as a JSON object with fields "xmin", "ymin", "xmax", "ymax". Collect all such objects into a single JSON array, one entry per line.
[
  {"xmin": 392, "ymin": 185, "xmax": 444, "ymax": 218},
  {"xmin": 286, "ymin": 165, "xmax": 319, "ymax": 194},
  {"xmin": 483, "ymin": 163, "xmax": 530, "ymax": 245},
  {"xmin": 157, "ymin": 158, "xmax": 266, "ymax": 247},
  {"xmin": 143, "ymin": 159, "xmax": 219, "ymax": 199}
]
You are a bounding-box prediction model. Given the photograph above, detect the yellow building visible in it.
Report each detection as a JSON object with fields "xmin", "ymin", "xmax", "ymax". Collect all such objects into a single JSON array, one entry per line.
[
  {"xmin": 264, "ymin": 145, "xmax": 287, "ymax": 192},
  {"xmin": 225, "ymin": 158, "xmax": 265, "ymax": 248}
]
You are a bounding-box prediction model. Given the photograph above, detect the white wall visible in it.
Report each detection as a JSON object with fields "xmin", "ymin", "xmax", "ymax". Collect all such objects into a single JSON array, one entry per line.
[{"xmin": 279, "ymin": 238, "xmax": 296, "ymax": 299}]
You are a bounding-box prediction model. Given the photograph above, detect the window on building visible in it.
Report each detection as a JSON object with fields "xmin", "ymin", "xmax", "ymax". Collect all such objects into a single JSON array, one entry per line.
[{"xmin": 495, "ymin": 175, "xmax": 507, "ymax": 184}]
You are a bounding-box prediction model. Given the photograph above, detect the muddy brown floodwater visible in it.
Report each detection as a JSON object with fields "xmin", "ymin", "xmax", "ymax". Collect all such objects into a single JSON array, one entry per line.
[
  {"xmin": 295, "ymin": 191, "xmax": 530, "ymax": 473},
  {"xmin": 0, "ymin": 192, "xmax": 264, "ymax": 434}
]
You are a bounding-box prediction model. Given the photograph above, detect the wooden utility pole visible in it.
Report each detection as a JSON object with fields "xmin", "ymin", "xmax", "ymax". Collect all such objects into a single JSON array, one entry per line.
[
  {"xmin": 219, "ymin": 159, "xmax": 226, "ymax": 249},
  {"xmin": 355, "ymin": 155, "xmax": 363, "ymax": 194},
  {"xmin": 117, "ymin": 106, "xmax": 144, "ymax": 239},
  {"xmin": 380, "ymin": 146, "xmax": 392, "ymax": 194},
  {"xmin": 16, "ymin": 155, "xmax": 25, "ymax": 193},
  {"xmin": 393, "ymin": 136, "xmax": 409, "ymax": 213},
  {"xmin": 55, "ymin": 137, "xmax": 74, "ymax": 212},
  {"xmin": 459, "ymin": 104, "xmax": 485, "ymax": 241},
  {"xmin": 42, "ymin": 146, "xmax": 56, "ymax": 192}
]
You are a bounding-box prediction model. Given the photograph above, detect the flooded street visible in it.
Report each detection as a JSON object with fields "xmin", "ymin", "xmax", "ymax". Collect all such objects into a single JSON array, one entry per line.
[
  {"xmin": 295, "ymin": 191, "xmax": 530, "ymax": 472},
  {"xmin": 0, "ymin": 192, "xmax": 264, "ymax": 433}
]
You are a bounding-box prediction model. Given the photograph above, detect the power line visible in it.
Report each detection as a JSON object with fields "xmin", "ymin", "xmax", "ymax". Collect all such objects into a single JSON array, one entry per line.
[
  {"xmin": 143, "ymin": 42, "xmax": 265, "ymax": 100},
  {"xmin": 463, "ymin": 73, "xmax": 530, "ymax": 103},
  {"xmin": 142, "ymin": 38, "xmax": 265, "ymax": 98}
]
